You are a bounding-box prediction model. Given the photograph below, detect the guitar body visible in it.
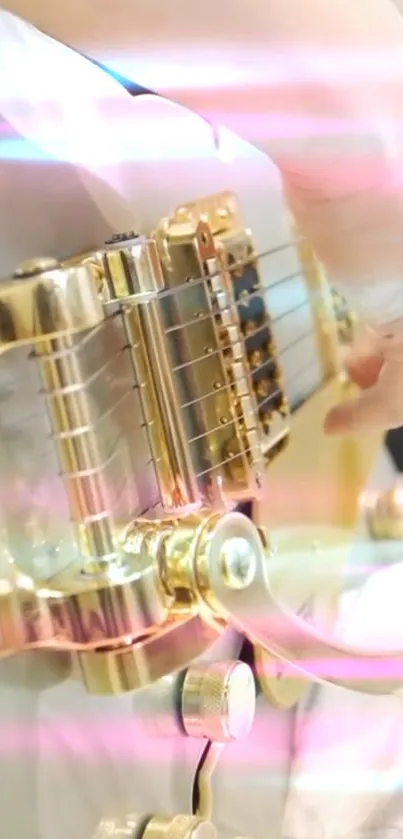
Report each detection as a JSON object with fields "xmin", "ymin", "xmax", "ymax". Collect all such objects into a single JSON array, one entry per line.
[{"xmin": 0, "ymin": 14, "xmax": 383, "ymax": 839}]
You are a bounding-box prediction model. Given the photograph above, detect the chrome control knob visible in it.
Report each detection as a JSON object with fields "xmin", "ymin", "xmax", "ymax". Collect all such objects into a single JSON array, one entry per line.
[
  {"xmin": 95, "ymin": 815, "xmax": 216, "ymax": 839},
  {"xmin": 181, "ymin": 660, "xmax": 256, "ymax": 742}
]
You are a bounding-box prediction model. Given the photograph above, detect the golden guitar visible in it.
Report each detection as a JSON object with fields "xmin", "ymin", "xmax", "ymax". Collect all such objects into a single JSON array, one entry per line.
[{"xmin": 0, "ymin": 12, "xmax": 396, "ymax": 839}]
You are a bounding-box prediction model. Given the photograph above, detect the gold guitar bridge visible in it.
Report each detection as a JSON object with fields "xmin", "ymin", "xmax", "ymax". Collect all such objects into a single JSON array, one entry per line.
[
  {"xmin": 0, "ymin": 192, "xmax": 290, "ymax": 696},
  {"xmin": 157, "ymin": 193, "xmax": 290, "ymax": 474}
]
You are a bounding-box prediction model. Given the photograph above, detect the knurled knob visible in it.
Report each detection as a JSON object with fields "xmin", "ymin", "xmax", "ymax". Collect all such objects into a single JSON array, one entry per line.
[
  {"xmin": 366, "ymin": 486, "xmax": 403, "ymax": 540},
  {"xmin": 180, "ymin": 660, "xmax": 256, "ymax": 742},
  {"xmin": 143, "ymin": 815, "xmax": 216, "ymax": 839},
  {"xmin": 94, "ymin": 815, "xmax": 142, "ymax": 838},
  {"xmin": 94, "ymin": 815, "xmax": 216, "ymax": 839}
]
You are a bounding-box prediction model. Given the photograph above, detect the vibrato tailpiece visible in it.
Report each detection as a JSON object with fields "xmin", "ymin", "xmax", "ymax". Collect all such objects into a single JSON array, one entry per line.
[{"xmin": 0, "ymin": 192, "xmax": 395, "ymax": 706}]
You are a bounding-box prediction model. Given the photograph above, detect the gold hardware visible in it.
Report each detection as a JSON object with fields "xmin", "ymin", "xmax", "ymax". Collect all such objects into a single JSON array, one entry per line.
[
  {"xmin": 365, "ymin": 484, "xmax": 403, "ymax": 541},
  {"xmin": 0, "ymin": 546, "xmax": 169, "ymax": 657},
  {"xmin": 0, "ymin": 228, "xmax": 269, "ymax": 696},
  {"xmin": 153, "ymin": 212, "xmax": 263, "ymax": 504},
  {"xmin": 79, "ymin": 616, "xmax": 221, "ymax": 696},
  {"xmin": 14, "ymin": 257, "xmax": 60, "ymax": 276},
  {"xmin": 0, "ymin": 192, "xmax": 384, "ymax": 703},
  {"xmin": 142, "ymin": 815, "xmax": 216, "ymax": 839},
  {"xmin": 0, "ymin": 256, "xmax": 103, "ymax": 352},
  {"xmin": 131, "ymin": 298, "xmax": 201, "ymax": 509},
  {"xmin": 101, "ymin": 232, "xmax": 164, "ymax": 302},
  {"xmin": 181, "ymin": 660, "xmax": 256, "ymax": 741},
  {"xmin": 187, "ymin": 192, "xmax": 290, "ymax": 456},
  {"xmin": 0, "ymin": 504, "xmax": 252, "ymax": 695},
  {"xmin": 155, "ymin": 192, "xmax": 291, "ymax": 501},
  {"xmin": 94, "ymin": 814, "xmax": 217, "ymax": 839}
]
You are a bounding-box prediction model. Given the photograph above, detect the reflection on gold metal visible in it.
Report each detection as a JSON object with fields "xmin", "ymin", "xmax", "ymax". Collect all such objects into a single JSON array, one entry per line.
[
  {"xmin": 0, "ymin": 191, "xmax": 387, "ymax": 703},
  {"xmin": 0, "ymin": 547, "xmax": 168, "ymax": 656},
  {"xmin": 132, "ymin": 296, "xmax": 201, "ymax": 508},
  {"xmin": 0, "ymin": 200, "xmax": 291, "ymax": 517},
  {"xmin": 123, "ymin": 510, "xmax": 226, "ymax": 599},
  {"xmin": 181, "ymin": 660, "xmax": 256, "ymax": 742},
  {"xmin": 0, "ymin": 508, "xmax": 250, "ymax": 695},
  {"xmin": 79, "ymin": 616, "xmax": 221, "ymax": 696},
  {"xmin": 365, "ymin": 485, "xmax": 403, "ymax": 541},
  {"xmin": 101, "ymin": 232, "xmax": 165, "ymax": 302},
  {"xmin": 94, "ymin": 813, "xmax": 217, "ymax": 839},
  {"xmin": 142, "ymin": 814, "xmax": 217, "ymax": 839},
  {"xmin": 36, "ymin": 327, "xmax": 135, "ymax": 563},
  {"xmin": 154, "ymin": 210, "xmax": 264, "ymax": 504},
  {"xmin": 123, "ymin": 304, "xmax": 175, "ymax": 507},
  {"xmin": 0, "ymin": 257, "xmax": 103, "ymax": 352},
  {"xmin": 64, "ymin": 238, "xmax": 165, "ymax": 304},
  {"xmin": 179, "ymin": 191, "xmax": 290, "ymax": 459}
]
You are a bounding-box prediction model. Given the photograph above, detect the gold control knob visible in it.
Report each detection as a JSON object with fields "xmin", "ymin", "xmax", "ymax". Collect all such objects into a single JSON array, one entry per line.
[
  {"xmin": 94, "ymin": 815, "xmax": 216, "ymax": 839},
  {"xmin": 365, "ymin": 485, "xmax": 403, "ymax": 540},
  {"xmin": 181, "ymin": 660, "xmax": 256, "ymax": 742},
  {"xmin": 144, "ymin": 815, "xmax": 216, "ymax": 839}
]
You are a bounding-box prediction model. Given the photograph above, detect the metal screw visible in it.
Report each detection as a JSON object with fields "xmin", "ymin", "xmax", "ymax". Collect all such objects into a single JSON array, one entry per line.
[
  {"xmin": 220, "ymin": 537, "xmax": 256, "ymax": 589},
  {"xmin": 104, "ymin": 230, "xmax": 138, "ymax": 245}
]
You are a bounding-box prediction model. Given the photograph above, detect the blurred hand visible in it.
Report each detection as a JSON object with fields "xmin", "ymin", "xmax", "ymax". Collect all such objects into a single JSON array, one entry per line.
[{"xmin": 324, "ymin": 323, "xmax": 403, "ymax": 434}]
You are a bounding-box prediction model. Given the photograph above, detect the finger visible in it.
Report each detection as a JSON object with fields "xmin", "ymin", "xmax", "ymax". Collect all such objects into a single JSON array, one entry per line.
[
  {"xmin": 324, "ymin": 392, "xmax": 388, "ymax": 435},
  {"xmin": 346, "ymin": 353, "xmax": 384, "ymax": 389},
  {"xmin": 344, "ymin": 326, "xmax": 383, "ymax": 388},
  {"xmin": 324, "ymin": 363, "xmax": 403, "ymax": 434}
]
